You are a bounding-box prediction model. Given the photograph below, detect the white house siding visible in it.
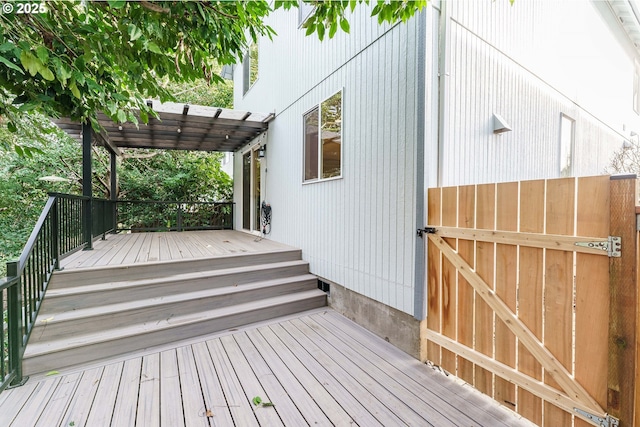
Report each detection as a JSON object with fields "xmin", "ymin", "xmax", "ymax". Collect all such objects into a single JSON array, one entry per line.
[
  {"xmin": 437, "ymin": 0, "xmax": 640, "ymax": 186},
  {"xmin": 233, "ymin": 7, "xmax": 427, "ymax": 314}
]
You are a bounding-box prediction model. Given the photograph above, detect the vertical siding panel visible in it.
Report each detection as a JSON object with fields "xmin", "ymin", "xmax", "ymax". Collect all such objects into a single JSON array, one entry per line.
[{"xmin": 396, "ymin": 23, "xmax": 409, "ymax": 310}]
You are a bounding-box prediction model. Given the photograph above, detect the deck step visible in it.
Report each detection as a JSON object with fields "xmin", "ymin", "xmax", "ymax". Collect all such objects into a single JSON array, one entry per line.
[
  {"xmin": 49, "ymin": 249, "xmax": 303, "ymax": 288},
  {"xmin": 40, "ymin": 260, "xmax": 310, "ymax": 313},
  {"xmin": 23, "ymin": 290, "xmax": 327, "ymax": 375},
  {"xmin": 25, "ymin": 249, "xmax": 327, "ymax": 376},
  {"xmin": 31, "ymin": 275, "xmax": 318, "ymax": 341}
]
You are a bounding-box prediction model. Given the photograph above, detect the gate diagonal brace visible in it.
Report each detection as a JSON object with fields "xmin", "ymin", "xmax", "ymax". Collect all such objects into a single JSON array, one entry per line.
[{"xmin": 574, "ymin": 408, "xmax": 619, "ymax": 427}]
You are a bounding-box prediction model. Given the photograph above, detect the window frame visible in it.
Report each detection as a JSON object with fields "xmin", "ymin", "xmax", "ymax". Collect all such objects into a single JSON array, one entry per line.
[
  {"xmin": 242, "ymin": 42, "xmax": 259, "ymax": 95},
  {"xmin": 559, "ymin": 113, "xmax": 575, "ymax": 177},
  {"xmin": 302, "ymin": 89, "xmax": 344, "ymax": 184},
  {"xmin": 634, "ymin": 59, "xmax": 640, "ymax": 115}
]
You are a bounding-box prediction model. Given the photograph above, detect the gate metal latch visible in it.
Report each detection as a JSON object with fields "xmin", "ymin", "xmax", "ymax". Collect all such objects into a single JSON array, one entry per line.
[
  {"xmin": 574, "ymin": 236, "xmax": 621, "ymax": 258},
  {"xmin": 574, "ymin": 408, "xmax": 619, "ymax": 427},
  {"xmin": 417, "ymin": 227, "xmax": 436, "ymax": 238}
]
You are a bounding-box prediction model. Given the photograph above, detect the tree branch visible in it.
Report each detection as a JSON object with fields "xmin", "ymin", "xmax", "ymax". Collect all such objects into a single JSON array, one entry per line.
[{"xmin": 140, "ymin": 1, "xmax": 170, "ymax": 14}]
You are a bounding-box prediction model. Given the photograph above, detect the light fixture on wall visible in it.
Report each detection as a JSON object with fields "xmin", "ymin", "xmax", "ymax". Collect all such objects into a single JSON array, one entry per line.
[
  {"xmin": 492, "ymin": 113, "xmax": 512, "ymax": 134},
  {"xmin": 624, "ymin": 131, "xmax": 638, "ymax": 149},
  {"xmin": 258, "ymin": 144, "xmax": 267, "ymax": 158}
]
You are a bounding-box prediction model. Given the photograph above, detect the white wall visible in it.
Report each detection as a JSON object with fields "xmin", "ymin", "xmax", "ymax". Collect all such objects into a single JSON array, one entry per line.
[
  {"xmin": 234, "ymin": 6, "xmax": 427, "ymax": 315},
  {"xmin": 232, "ymin": 0, "xmax": 640, "ymax": 317},
  {"xmin": 437, "ymin": 0, "xmax": 640, "ymax": 186}
]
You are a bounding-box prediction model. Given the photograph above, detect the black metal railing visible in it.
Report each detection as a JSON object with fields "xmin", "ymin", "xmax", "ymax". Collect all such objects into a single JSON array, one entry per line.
[
  {"xmin": 1, "ymin": 194, "xmax": 232, "ymax": 392},
  {"xmin": 1, "ymin": 194, "xmax": 89, "ymax": 392},
  {"xmin": 115, "ymin": 200, "xmax": 234, "ymax": 232}
]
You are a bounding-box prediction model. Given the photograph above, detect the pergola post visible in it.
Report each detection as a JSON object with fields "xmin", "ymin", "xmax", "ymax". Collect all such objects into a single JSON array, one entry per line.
[
  {"xmin": 82, "ymin": 121, "xmax": 93, "ymax": 250},
  {"xmin": 110, "ymin": 150, "xmax": 117, "ymax": 233}
]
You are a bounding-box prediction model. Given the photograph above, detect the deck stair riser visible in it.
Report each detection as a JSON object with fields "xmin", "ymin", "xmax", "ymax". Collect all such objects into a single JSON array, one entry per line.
[
  {"xmin": 40, "ymin": 261, "xmax": 310, "ymax": 313},
  {"xmin": 48, "ymin": 249, "xmax": 303, "ymax": 289},
  {"xmin": 24, "ymin": 249, "xmax": 326, "ymax": 376}
]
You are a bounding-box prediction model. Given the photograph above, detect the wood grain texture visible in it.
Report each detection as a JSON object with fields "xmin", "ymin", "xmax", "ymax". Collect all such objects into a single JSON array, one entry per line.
[
  {"xmin": 608, "ymin": 177, "xmax": 638, "ymax": 427},
  {"xmin": 475, "ymin": 184, "xmax": 495, "ymax": 396},
  {"xmin": 517, "ymin": 180, "xmax": 545, "ymax": 425},
  {"xmin": 427, "ymin": 187, "xmax": 442, "ymax": 364},
  {"xmin": 494, "ymin": 182, "xmax": 518, "ymax": 409},
  {"xmin": 543, "ymin": 178, "xmax": 575, "ymax": 427},
  {"xmin": 441, "ymin": 186, "xmax": 458, "ymax": 373},
  {"xmin": 574, "ymin": 176, "xmax": 610, "ymax": 427},
  {"xmin": 457, "ymin": 185, "xmax": 475, "ymax": 385}
]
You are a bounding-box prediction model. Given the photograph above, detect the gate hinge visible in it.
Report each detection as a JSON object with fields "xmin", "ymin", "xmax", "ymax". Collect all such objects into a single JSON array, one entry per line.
[
  {"xmin": 574, "ymin": 408, "xmax": 619, "ymax": 427},
  {"xmin": 574, "ymin": 236, "xmax": 621, "ymax": 258},
  {"xmin": 417, "ymin": 227, "xmax": 437, "ymax": 238}
]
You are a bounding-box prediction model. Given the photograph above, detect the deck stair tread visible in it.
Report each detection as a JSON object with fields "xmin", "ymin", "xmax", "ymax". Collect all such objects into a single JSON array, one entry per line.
[
  {"xmin": 44, "ymin": 260, "xmax": 309, "ymax": 300},
  {"xmin": 50, "ymin": 249, "xmax": 303, "ymax": 288},
  {"xmin": 24, "ymin": 289, "xmax": 327, "ymax": 358}
]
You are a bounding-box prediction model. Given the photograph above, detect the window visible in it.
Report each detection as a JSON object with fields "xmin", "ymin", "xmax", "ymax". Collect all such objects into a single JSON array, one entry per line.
[
  {"xmin": 304, "ymin": 90, "xmax": 343, "ymax": 182},
  {"xmin": 560, "ymin": 114, "xmax": 575, "ymax": 177},
  {"xmin": 634, "ymin": 60, "xmax": 640, "ymax": 114},
  {"xmin": 242, "ymin": 43, "xmax": 258, "ymax": 95}
]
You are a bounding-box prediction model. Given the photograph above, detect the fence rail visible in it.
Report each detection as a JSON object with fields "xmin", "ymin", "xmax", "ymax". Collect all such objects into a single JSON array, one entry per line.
[{"xmin": 1, "ymin": 194, "xmax": 232, "ymax": 393}]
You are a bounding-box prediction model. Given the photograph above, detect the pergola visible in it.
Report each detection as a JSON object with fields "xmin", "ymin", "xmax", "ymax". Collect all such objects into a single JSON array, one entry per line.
[{"xmin": 52, "ymin": 100, "xmax": 274, "ymax": 246}]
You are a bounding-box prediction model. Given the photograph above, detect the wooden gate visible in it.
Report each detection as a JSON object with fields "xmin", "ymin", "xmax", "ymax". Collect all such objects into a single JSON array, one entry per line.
[{"xmin": 423, "ymin": 175, "xmax": 639, "ymax": 427}]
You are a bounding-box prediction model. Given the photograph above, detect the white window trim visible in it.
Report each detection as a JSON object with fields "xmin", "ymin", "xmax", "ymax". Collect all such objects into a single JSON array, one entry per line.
[
  {"xmin": 559, "ymin": 113, "xmax": 575, "ymax": 178},
  {"xmin": 242, "ymin": 42, "xmax": 259, "ymax": 96},
  {"xmin": 302, "ymin": 88, "xmax": 344, "ymax": 184}
]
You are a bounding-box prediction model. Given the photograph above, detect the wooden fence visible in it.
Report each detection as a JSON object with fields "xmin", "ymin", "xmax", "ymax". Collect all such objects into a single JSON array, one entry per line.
[{"xmin": 424, "ymin": 175, "xmax": 639, "ymax": 427}]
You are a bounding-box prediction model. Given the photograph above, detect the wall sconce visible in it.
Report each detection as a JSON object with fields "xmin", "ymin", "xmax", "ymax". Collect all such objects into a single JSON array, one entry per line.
[
  {"xmin": 492, "ymin": 113, "xmax": 512, "ymax": 134},
  {"xmin": 258, "ymin": 145, "xmax": 267, "ymax": 158}
]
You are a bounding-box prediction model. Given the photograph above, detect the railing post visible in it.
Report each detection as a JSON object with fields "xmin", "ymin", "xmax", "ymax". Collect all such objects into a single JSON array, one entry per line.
[
  {"xmin": 177, "ymin": 204, "xmax": 183, "ymax": 232},
  {"xmin": 6, "ymin": 262, "xmax": 26, "ymax": 387},
  {"xmin": 51, "ymin": 197, "xmax": 60, "ymax": 270},
  {"xmin": 82, "ymin": 122, "xmax": 93, "ymax": 250}
]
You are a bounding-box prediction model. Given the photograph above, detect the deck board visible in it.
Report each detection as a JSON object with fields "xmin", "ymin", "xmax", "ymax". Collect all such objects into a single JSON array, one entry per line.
[
  {"xmin": 135, "ymin": 353, "xmax": 160, "ymax": 427},
  {"xmin": 59, "ymin": 367, "xmax": 104, "ymax": 427},
  {"xmin": 112, "ymin": 358, "xmax": 142, "ymax": 426},
  {"xmin": 0, "ymin": 310, "xmax": 535, "ymax": 427},
  {"xmin": 34, "ymin": 372, "xmax": 81, "ymax": 427},
  {"xmin": 85, "ymin": 362, "xmax": 124, "ymax": 426},
  {"xmin": 60, "ymin": 231, "xmax": 297, "ymax": 270}
]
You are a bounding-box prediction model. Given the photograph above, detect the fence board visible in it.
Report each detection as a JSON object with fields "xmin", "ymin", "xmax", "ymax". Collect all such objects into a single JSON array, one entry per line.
[
  {"xmin": 575, "ymin": 176, "xmax": 610, "ymax": 427},
  {"xmin": 441, "ymin": 186, "xmax": 458, "ymax": 374},
  {"xmin": 494, "ymin": 182, "xmax": 518, "ymax": 409},
  {"xmin": 427, "ymin": 188, "xmax": 442, "ymax": 364},
  {"xmin": 457, "ymin": 185, "xmax": 475, "ymax": 384},
  {"xmin": 517, "ymin": 180, "xmax": 545, "ymax": 425},
  {"xmin": 608, "ymin": 176, "xmax": 638, "ymax": 427},
  {"xmin": 543, "ymin": 178, "xmax": 575, "ymax": 426},
  {"xmin": 475, "ymin": 184, "xmax": 495, "ymax": 397}
]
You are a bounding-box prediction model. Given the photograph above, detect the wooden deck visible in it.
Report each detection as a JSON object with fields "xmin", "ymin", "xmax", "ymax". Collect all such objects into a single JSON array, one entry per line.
[
  {"xmin": 61, "ymin": 230, "xmax": 296, "ymax": 270},
  {"xmin": 1, "ymin": 309, "xmax": 534, "ymax": 427}
]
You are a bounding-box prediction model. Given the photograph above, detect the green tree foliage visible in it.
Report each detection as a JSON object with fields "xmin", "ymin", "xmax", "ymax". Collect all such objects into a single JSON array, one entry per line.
[{"xmin": 0, "ymin": 1, "xmax": 427, "ymax": 152}]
